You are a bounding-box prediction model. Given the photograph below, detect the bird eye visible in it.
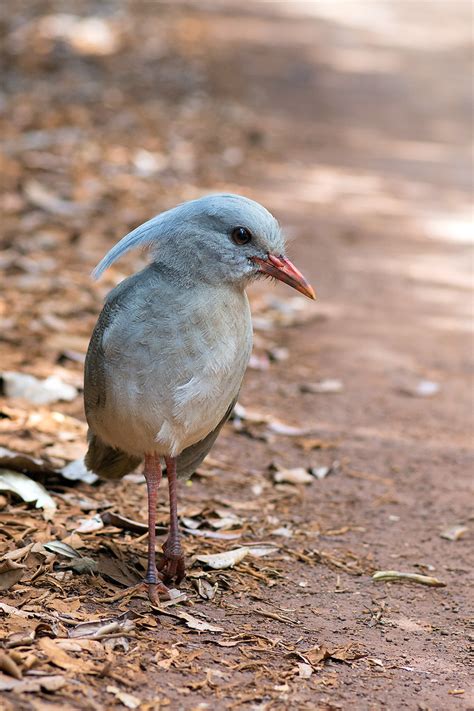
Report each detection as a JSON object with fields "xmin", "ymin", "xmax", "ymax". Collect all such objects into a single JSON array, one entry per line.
[{"xmin": 231, "ymin": 226, "xmax": 252, "ymax": 246}]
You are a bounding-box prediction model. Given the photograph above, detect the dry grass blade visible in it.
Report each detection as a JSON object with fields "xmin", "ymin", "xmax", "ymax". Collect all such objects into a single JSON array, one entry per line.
[{"xmin": 372, "ymin": 571, "xmax": 447, "ymax": 587}]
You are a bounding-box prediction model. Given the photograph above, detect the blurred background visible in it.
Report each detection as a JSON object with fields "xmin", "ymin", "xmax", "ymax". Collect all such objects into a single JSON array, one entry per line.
[{"xmin": 0, "ymin": 1, "xmax": 472, "ymax": 707}]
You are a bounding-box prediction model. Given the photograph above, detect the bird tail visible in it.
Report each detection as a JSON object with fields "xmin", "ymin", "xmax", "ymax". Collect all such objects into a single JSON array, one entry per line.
[{"xmin": 85, "ymin": 431, "xmax": 142, "ymax": 480}]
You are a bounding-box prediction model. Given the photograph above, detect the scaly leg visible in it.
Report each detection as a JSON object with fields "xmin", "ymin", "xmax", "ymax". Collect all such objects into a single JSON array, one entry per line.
[
  {"xmin": 143, "ymin": 453, "xmax": 170, "ymax": 603},
  {"xmin": 157, "ymin": 456, "xmax": 185, "ymax": 583}
]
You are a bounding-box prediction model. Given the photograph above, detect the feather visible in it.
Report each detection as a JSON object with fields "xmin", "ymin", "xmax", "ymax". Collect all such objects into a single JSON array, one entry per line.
[{"xmin": 92, "ymin": 212, "xmax": 169, "ymax": 279}]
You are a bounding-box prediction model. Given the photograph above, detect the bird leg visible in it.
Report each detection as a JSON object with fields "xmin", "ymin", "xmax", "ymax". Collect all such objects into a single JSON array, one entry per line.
[
  {"xmin": 143, "ymin": 453, "xmax": 170, "ymax": 603},
  {"xmin": 157, "ymin": 456, "xmax": 185, "ymax": 583}
]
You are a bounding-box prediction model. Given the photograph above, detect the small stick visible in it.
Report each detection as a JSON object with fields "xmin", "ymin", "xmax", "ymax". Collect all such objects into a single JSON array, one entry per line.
[{"xmin": 372, "ymin": 570, "xmax": 446, "ymax": 587}]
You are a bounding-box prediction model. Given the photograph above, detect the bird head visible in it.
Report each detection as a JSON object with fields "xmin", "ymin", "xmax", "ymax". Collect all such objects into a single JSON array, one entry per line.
[{"xmin": 92, "ymin": 193, "xmax": 315, "ymax": 299}]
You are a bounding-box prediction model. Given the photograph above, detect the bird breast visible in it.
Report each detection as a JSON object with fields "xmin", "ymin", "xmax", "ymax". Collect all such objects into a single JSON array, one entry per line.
[{"xmin": 91, "ymin": 277, "xmax": 253, "ymax": 458}]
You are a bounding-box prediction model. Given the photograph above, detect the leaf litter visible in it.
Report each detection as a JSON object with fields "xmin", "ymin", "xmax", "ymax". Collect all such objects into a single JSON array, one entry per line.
[{"xmin": 0, "ymin": 3, "xmax": 466, "ymax": 708}]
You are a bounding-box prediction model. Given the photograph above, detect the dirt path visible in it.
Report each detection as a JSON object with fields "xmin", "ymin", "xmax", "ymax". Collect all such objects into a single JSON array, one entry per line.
[{"xmin": 0, "ymin": 2, "xmax": 472, "ymax": 709}]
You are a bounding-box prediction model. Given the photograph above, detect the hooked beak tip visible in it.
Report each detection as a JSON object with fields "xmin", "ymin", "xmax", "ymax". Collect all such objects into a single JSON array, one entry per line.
[{"xmin": 252, "ymin": 254, "xmax": 316, "ymax": 301}]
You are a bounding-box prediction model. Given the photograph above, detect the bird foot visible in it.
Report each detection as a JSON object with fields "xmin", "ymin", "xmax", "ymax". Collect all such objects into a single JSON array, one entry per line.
[
  {"xmin": 144, "ymin": 571, "xmax": 171, "ymax": 604},
  {"xmin": 157, "ymin": 537, "xmax": 185, "ymax": 584}
]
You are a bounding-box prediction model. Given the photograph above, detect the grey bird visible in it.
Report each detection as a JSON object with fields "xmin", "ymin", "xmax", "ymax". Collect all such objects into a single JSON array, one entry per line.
[{"xmin": 84, "ymin": 194, "xmax": 315, "ymax": 602}]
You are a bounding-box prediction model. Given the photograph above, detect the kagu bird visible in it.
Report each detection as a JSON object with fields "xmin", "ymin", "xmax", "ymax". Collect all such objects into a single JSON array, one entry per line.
[{"xmin": 84, "ymin": 194, "xmax": 315, "ymax": 602}]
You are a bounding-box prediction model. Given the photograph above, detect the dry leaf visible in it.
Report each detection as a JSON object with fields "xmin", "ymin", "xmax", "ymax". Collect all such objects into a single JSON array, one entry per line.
[
  {"xmin": 1, "ymin": 371, "xmax": 77, "ymax": 405},
  {"xmin": 183, "ymin": 528, "xmax": 241, "ymax": 540},
  {"xmin": 0, "ymin": 651, "xmax": 22, "ymax": 679},
  {"xmin": 194, "ymin": 547, "xmax": 249, "ymax": 569},
  {"xmin": 74, "ymin": 514, "xmax": 104, "ymax": 533},
  {"xmin": 246, "ymin": 545, "xmax": 279, "ymax": 557},
  {"xmin": 267, "ymin": 422, "xmax": 310, "ymax": 436},
  {"xmin": 0, "ymin": 469, "xmax": 57, "ymax": 516},
  {"xmin": 398, "ymin": 379, "xmax": 440, "ymax": 397},
  {"xmin": 0, "ymin": 673, "xmax": 66, "ymax": 693},
  {"xmin": 300, "ymin": 379, "xmax": 343, "ymax": 394},
  {"xmin": 0, "ymin": 447, "xmax": 54, "ymax": 475},
  {"xmin": 38, "ymin": 637, "xmax": 95, "ymax": 673},
  {"xmin": 100, "ymin": 510, "xmax": 166, "ymax": 534},
  {"xmin": 440, "ymin": 525, "xmax": 468, "ymax": 541},
  {"xmin": 0, "ymin": 602, "xmax": 31, "ymax": 618},
  {"xmin": 297, "ymin": 662, "xmax": 313, "ymax": 678},
  {"xmin": 195, "ymin": 578, "xmax": 219, "ymax": 600},
  {"xmin": 168, "ymin": 610, "xmax": 223, "ymax": 633},
  {"xmin": 107, "ymin": 685, "xmax": 141, "ymax": 709},
  {"xmin": 60, "ymin": 458, "xmax": 98, "ymax": 484},
  {"xmin": 0, "ymin": 559, "xmax": 25, "ymax": 591},
  {"xmin": 273, "ymin": 467, "xmax": 314, "ymax": 485},
  {"xmin": 69, "ymin": 614, "xmax": 135, "ymax": 639},
  {"xmin": 43, "ymin": 541, "xmax": 81, "ymax": 558}
]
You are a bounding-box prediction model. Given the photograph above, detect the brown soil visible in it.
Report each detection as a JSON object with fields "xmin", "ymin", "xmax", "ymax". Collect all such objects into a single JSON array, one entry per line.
[{"xmin": 0, "ymin": 2, "xmax": 472, "ymax": 710}]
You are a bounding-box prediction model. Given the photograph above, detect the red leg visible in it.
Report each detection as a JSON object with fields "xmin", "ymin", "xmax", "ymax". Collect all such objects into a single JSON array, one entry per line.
[
  {"xmin": 157, "ymin": 456, "xmax": 185, "ymax": 584},
  {"xmin": 143, "ymin": 453, "xmax": 169, "ymax": 603}
]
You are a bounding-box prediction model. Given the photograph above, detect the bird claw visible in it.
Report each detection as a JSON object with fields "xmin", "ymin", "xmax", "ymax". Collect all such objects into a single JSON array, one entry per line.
[
  {"xmin": 157, "ymin": 538, "xmax": 185, "ymax": 584},
  {"xmin": 144, "ymin": 572, "xmax": 171, "ymax": 604}
]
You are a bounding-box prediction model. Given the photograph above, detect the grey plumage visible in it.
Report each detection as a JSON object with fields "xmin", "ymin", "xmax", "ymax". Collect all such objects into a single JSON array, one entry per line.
[{"xmin": 84, "ymin": 194, "xmax": 285, "ymax": 480}]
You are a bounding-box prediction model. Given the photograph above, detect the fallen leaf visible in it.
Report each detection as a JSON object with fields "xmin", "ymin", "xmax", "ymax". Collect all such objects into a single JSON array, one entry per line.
[
  {"xmin": 165, "ymin": 610, "xmax": 223, "ymax": 633},
  {"xmin": 373, "ymin": 570, "xmax": 446, "ymax": 587},
  {"xmin": 271, "ymin": 526, "xmax": 293, "ymax": 538},
  {"xmin": 440, "ymin": 525, "xmax": 468, "ymax": 541},
  {"xmin": 0, "ymin": 447, "xmax": 55, "ymax": 475},
  {"xmin": 69, "ymin": 613, "xmax": 135, "ymax": 639},
  {"xmin": 39, "ymin": 16, "xmax": 120, "ymax": 57},
  {"xmin": 0, "ymin": 651, "xmax": 22, "ymax": 679},
  {"xmin": 0, "ymin": 469, "xmax": 57, "ymax": 516},
  {"xmin": 297, "ymin": 662, "xmax": 313, "ymax": 678},
  {"xmin": 43, "ymin": 541, "xmax": 81, "ymax": 559},
  {"xmin": 273, "ymin": 467, "xmax": 314, "ymax": 485},
  {"xmin": 0, "ymin": 602, "xmax": 31, "ymax": 618},
  {"xmin": 207, "ymin": 512, "xmax": 243, "ymax": 530},
  {"xmin": 38, "ymin": 637, "xmax": 95, "ymax": 673},
  {"xmin": 232, "ymin": 403, "xmax": 271, "ymax": 424},
  {"xmin": 60, "ymin": 458, "xmax": 98, "ymax": 484},
  {"xmin": 183, "ymin": 528, "xmax": 241, "ymax": 540},
  {"xmin": 194, "ymin": 547, "xmax": 249, "ymax": 569},
  {"xmin": 246, "ymin": 545, "xmax": 279, "ymax": 558},
  {"xmin": 0, "ymin": 559, "xmax": 25, "ymax": 591},
  {"xmin": 107, "ymin": 685, "xmax": 141, "ymax": 709},
  {"xmin": 100, "ymin": 510, "xmax": 166, "ymax": 534},
  {"xmin": 398, "ymin": 379, "xmax": 440, "ymax": 397},
  {"xmin": 267, "ymin": 421, "xmax": 310, "ymax": 436},
  {"xmin": 300, "ymin": 379, "xmax": 344, "ymax": 394},
  {"xmin": 302, "ymin": 643, "xmax": 366, "ymax": 666},
  {"xmin": 195, "ymin": 578, "xmax": 219, "ymax": 600},
  {"xmin": 310, "ymin": 466, "xmax": 331, "ymax": 480},
  {"xmin": 97, "ymin": 553, "xmax": 141, "ymax": 586},
  {"xmin": 1, "ymin": 371, "xmax": 77, "ymax": 405},
  {"xmin": 74, "ymin": 514, "xmax": 104, "ymax": 533},
  {"xmin": 0, "ymin": 673, "xmax": 65, "ymax": 693},
  {"xmin": 3, "ymin": 542, "xmax": 35, "ymax": 561},
  {"xmin": 41, "ymin": 540, "xmax": 97, "ymax": 573},
  {"xmin": 156, "ymin": 648, "xmax": 180, "ymax": 670}
]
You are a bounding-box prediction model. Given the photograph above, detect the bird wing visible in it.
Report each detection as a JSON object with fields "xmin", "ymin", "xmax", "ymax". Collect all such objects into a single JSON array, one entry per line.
[
  {"xmin": 84, "ymin": 299, "xmax": 119, "ymax": 416},
  {"xmin": 84, "ymin": 266, "xmax": 156, "ymax": 420}
]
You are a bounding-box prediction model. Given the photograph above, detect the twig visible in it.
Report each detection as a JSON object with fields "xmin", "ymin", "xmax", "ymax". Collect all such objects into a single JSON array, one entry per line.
[{"xmin": 373, "ymin": 570, "xmax": 446, "ymax": 587}]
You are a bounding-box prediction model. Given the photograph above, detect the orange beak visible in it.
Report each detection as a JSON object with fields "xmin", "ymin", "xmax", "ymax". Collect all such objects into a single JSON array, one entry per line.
[{"xmin": 251, "ymin": 254, "xmax": 316, "ymax": 300}]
